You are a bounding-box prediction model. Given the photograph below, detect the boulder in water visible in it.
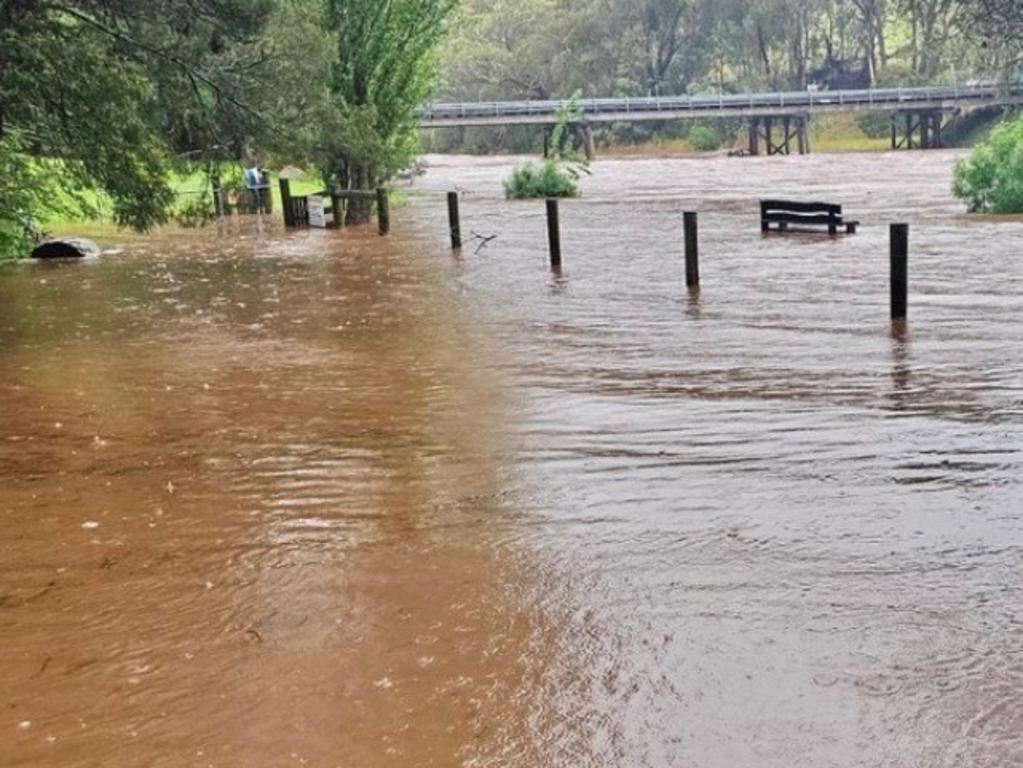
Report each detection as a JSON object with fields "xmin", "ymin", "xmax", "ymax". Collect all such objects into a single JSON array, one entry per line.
[{"xmin": 31, "ymin": 238, "xmax": 101, "ymax": 260}]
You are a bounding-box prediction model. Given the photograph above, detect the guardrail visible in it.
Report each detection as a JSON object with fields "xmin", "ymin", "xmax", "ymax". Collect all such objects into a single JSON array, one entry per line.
[{"xmin": 418, "ymin": 83, "xmax": 1023, "ymax": 123}]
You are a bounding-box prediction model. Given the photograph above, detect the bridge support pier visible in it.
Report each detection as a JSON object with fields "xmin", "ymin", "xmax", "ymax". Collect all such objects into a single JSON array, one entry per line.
[
  {"xmin": 545, "ymin": 123, "xmax": 596, "ymax": 161},
  {"xmin": 891, "ymin": 110, "xmax": 945, "ymax": 150},
  {"xmin": 748, "ymin": 115, "xmax": 810, "ymax": 156},
  {"xmin": 568, "ymin": 123, "xmax": 596, "ymax": 161}
]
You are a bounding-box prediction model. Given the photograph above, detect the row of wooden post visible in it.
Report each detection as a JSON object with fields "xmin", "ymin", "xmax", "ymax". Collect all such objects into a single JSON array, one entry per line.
[{"xmin": 444, "ymin": 192, "xmax": 910, "ymax": 321}]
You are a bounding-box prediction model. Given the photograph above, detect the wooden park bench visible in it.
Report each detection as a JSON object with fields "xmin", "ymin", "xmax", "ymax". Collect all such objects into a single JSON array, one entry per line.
[{"xmin": 760, "ymin": 199, "xmax": 859, "ymax": 235}]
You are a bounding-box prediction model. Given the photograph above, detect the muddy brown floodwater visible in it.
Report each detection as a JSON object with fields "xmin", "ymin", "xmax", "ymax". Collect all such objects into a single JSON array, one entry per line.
[{"xmin": 2, "ymin": 150, "xmax": 1023, "ymax": 768}]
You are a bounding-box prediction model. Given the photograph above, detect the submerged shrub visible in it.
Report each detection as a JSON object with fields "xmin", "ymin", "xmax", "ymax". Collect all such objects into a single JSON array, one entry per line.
[
  {"xmin": 503, "ymin": 160, "xmax": 580, "ymax": 199},
  {"xmin": 688, "ymin": 124, "xmax": 721, "ymax": 152},
  {"xmin": 504, "ymin": 94, "xmax": 589, "ymax": 199},
  {"xmin": 953, "ymin": 115, "xmax": 1023, "ymax": 213}
]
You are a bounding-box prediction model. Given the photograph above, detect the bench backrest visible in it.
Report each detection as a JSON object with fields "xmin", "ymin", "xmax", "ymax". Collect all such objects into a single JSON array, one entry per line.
[
  {"xmin": 761, "ymin": 200, "xmax": 842, "ymax": 215},
  {"xmin": 760, "ymin": 199, "xmax": 843, "ymax": 228}
]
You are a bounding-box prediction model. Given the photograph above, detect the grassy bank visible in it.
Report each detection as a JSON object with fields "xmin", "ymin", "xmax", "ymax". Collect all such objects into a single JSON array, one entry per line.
[
  {"xmin": 35, "ymin": 167, "xmax": 326, "ymax": 231},
  {"xmin": 29, "ymin": 172, "xmax": 409, "ymax": 251}
]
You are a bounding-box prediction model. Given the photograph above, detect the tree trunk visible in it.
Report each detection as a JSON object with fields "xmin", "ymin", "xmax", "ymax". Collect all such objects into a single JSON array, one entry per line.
[
  {"xmin": 344, "ymin": 163, "xmax": 373, "ymax": 226},
  {"xmin": 757, "ymin": 24, "xmax": 772, "ymax": 81}
]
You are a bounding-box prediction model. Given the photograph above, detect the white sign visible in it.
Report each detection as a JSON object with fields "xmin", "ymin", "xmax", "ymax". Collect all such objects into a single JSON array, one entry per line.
[{"xmin": 308, "ymin": 196, "xmax": 327, "ymax": 228}]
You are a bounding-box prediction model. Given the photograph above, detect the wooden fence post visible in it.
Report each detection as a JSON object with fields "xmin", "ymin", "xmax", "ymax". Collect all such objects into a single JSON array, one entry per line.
[
  {"xmin": 891, "ymin": 223, "xmax": 909, "ymax": 320},
  {"xmin": 447, "ymin": 191, "xmax": 462, "ymax": 249},
  {"xmin": 684, "ymin": 211, "xmax": 699, "ymax": 288},
  {"xmin": 331, "ymin": 193, "xmax": 343, "ymax": 229},
  {"xmin": 279, "ymin": 178, "xmax": 293, "ymax": 227},
  {"xmin": 546, "ymin": 198, "xmax": 562, "ymax": 268},
  {"xmin": 261, "ymin": 171, "xmax": 273, "ymax": 215},
  {"xmin": 211, "ymin": 168, "xmax": 224, "ymax": 218},
  {"xmin": 377, "ymin": 188, "xmax": 390, "ymax": 235}
]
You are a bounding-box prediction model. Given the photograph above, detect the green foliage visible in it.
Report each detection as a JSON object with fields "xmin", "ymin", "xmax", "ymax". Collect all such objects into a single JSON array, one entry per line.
[
  {"xmin": 0, "ymin": 0, "xmax": 287, "ymax": 255},
  {"xmin": 323, "ymin": 0, "xmax": 458, "ymax": 213},
  {"xmin": 856, "ymin": 112, "xmax": 892, "ymax": 139},
  {"xmin": 953, "ymin": 114, "xmax": 1023, "ymax": 213},
  {"xmin": 503, "ymin": 161, "xmax": 580, "ymax": 199},
  {"xmin": 503, "ymin": 96, "xmax": 589, "ymax": 199},
  {"xmin": 0, "ymin": 133, "xmax": 58, "ymax": 260},
  {"xmin": 687, "ymin": 124, "xmax": 721, "ymax": 152},
  {"xmin": 439, "ymin": 0, "xmax": 1017, "ymax": 159}
]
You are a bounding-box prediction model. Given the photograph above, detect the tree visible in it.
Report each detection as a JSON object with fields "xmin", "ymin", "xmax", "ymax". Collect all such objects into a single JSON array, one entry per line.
[
  {"xmin": 960, "ymin": 0, "xmax": 1023, "ymax": 70},
  {"xmin": 953, "ymin": 113, "xmax": 1023, "ymax": 212},
  {"xmin": 0, "ymin": 0, "xmax": 279, "ymax": 256},
  {"xmin": 323, "ymin": 0, "xmax": 458, "ymax": 224}
]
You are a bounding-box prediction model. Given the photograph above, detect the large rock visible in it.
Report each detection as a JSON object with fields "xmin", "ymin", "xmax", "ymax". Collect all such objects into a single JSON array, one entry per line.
[{"xmin": 31, "ymin": 238, "xmax": 101, "ymax": 260}]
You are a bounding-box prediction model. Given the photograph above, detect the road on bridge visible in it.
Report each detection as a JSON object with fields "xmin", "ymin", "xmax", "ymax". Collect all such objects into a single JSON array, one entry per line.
[{"xmin": 417, "ymin": 83, "xmax": 1023, "ymax": 128}]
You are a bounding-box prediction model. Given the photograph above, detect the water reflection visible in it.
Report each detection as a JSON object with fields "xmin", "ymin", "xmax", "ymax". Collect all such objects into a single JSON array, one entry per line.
[{"xmin": 889, "ymin": 318, "xmax": 913, "ymax": 399}]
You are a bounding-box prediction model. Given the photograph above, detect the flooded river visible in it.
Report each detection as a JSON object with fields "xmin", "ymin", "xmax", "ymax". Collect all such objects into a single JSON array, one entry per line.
[{"xmin": 2, "ymin": 150, "xmax": 1022, "ymax": 767}]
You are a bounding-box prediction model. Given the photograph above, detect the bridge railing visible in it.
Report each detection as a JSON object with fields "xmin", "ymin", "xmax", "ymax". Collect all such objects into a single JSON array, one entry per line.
[{"xmin": 417, "ymin": 83, "xmax": 1021, "ymax": 123}]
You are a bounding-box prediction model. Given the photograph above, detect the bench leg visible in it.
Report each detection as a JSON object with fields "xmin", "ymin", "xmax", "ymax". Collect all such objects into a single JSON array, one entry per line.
[
  {"xmin": 847, "ymin": 223, "xmax": 857, "ymax": 234},
  {"xmin": 828, "ymin": 224, "xmax": 837, "ymax": 236}
]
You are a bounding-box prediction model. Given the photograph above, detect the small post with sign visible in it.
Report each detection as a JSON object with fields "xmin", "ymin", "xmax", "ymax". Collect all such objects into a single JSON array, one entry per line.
[{"xmin": 307, "ymin": 195, "xmax": 327, "ymax": 229}]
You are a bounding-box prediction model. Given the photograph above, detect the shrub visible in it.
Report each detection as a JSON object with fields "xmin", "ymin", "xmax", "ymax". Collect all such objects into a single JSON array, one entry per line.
[
  {"xmin": 688, "ymin": 124, "xmax": 721, "ymax": 152},
  {"xmin": 503, "ymin": 161, "xmax": 579, "ymax": 199},
  {"xmin": 0, "ymin": 221, "xmax": 32, "ymax": 261},
  {"xmin": 503, "ymin": 95, "xmax": 589, "ymax": 199},
  {"xmin": 953, "ymin": 114, "xmax": 1023, "ymax": 213},
  {"xmin": 856, "ymin": 111, "xmax": 891, "ymax": 139}
]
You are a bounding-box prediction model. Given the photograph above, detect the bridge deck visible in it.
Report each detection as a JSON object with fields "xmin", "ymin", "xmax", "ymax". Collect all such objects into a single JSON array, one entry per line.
[{"xmin": 418, "ymin": 84, "xmax": 1023, "ymax": 128}]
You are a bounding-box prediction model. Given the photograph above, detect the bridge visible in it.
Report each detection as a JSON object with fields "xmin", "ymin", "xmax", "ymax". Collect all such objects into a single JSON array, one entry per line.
[{"xmin": 417, "ymin": 83, "xmax": 1023, "ymax": 157}]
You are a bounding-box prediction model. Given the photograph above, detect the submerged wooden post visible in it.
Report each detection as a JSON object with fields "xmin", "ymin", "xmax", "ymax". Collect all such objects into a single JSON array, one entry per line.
[
  {"xmin": 546, "ymin": 198, "xmax": 562, "ymax": 268},
  {"xmin": 376, "ymin": 188, "xmax": 390, "ymax": 235},
  {"xmin": 331, "ymin": 193, "xmax": 343, "ymax": 229},
  {"xmin": 211, "ymin": 168, "xmax": 224, "ymax": 218},
  {"xmin": 581, "ymin": 124, "xmax": 596, "ymax": 161},
  {"xmin": 447, "ymin": 191, "xmax": 462, "ymax": 249},
  {"xmin": 261, "ymin": 171, "xmax": 273, "ymax": 215},
  {"xmin": 890, "ymin": 223, "xmax": 909, "ymax": 320},
  {"xmin": 279, "ymin": 178, "xmax": 293, "ymax": 227},
  {"xmin": 684, "ymin": 211, "xmax": 699, "ymax": 288}
]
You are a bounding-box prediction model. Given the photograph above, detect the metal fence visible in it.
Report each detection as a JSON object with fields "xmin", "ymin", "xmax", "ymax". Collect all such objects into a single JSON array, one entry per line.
[{"xmin": 418, "ymin": 83, "xmax": 1023, "ymax": 123}]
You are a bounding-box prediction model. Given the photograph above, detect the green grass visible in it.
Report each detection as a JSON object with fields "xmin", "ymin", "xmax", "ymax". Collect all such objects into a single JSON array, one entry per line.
[
  {"xmin": 38, "ymin": 165, "xmax": 328, "ymax": 233},
  {"xmin": 809, "ymin": 113, "xmax": 890, "ymax": 153},
  {"xmin": 41, "ymin": 168, "xmax": 408, "ymax": 242}
]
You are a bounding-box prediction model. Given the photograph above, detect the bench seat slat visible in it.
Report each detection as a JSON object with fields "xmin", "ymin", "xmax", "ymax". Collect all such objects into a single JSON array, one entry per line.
[{"xmin": 764, "ymin": 212, "xmax": 842, "ymax": 226}]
